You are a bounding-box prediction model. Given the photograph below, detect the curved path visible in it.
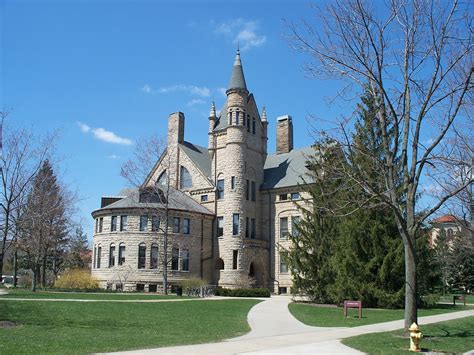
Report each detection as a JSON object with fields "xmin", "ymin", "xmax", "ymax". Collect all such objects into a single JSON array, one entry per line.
[{"xmin": 105, "ymin": 296, "xmax": 474, "ymax": 355}]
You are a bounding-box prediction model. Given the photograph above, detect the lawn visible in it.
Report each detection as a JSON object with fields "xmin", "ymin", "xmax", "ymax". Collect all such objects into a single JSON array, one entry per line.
[
  {"xmin": 288, "ymin": 303, "xmax": 471, "ymax": 327},
  {"xmin": 0, "ymin": 298, "xmax": 260, "ymax": 354},
  {"xmin": 439, "ymin": 293, "xmax": 474, "ymax": 305},
  {"xmin": 342, "ymin": 316, "xmax": 474, "ymax": 354},
  {"xmin": 0, "ymin": 288, "xmax": 190, "ymax": 300}
]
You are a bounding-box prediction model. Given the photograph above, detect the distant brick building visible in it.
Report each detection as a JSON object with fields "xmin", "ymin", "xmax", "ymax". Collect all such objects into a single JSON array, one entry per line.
[{"xmin": 91, "ymin": 51, "xmax": 312, "ymax": 293}]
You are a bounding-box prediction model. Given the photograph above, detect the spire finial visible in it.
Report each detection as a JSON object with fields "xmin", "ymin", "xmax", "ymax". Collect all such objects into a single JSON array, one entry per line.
[
  {"xmin": 237, "ymin": 42, "xmax": 240, "ymax": 54},
  {"xmin": 262, "ymin": 105, "xmax": 267, "ymax": 122},
  {"xmin": 209, "ymin": 100, "xmax": 216, "ymax": 118}
]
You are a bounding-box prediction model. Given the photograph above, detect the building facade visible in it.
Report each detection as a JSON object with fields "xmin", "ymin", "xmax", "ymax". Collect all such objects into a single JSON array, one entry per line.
[{"xmin": 91, "ymin": 51, "xmax": 312, "ymax": 293}]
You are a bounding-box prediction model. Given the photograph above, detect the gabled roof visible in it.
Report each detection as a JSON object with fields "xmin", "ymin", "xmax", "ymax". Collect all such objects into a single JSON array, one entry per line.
[
  {"xmin": 213, "ymin": 101, "xmax": 228, "ymax": 131},
  {"xmin": 179, "ymin": 141, "xmax": 212, "ymax": 179},
  {"xmin": 92, "ymin": 187, "xmax": 213, "ymax": 216},
  {"xmin": 262, "ymin": 146, "xmax": 314, "ymax": 190}
]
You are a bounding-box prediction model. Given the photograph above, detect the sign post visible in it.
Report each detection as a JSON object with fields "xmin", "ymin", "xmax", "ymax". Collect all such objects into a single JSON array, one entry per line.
[{"xmin": 344, "ymin": 300, "xmax": 362, "ymax": 319}]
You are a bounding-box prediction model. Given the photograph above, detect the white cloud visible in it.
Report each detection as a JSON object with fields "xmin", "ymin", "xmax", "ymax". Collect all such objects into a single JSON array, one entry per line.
[
  {"xmin": 157, "ymin": 84, "xmax": 211, "ymax": 97},
  {"xmin": 92, "ymin": 128, "xmax": 133, "ymax": 146},
  {"xmin": 78, "ymin": 122, "xmax": 133, "ymax": 146},
  {"xmin": 187, "ymin": 99, "xmax": 206, "ymax": 107},
  {"xmin": 77, "ymin": 121, "xmax": 91, "ymax": 133},
  {"xmin": 216, "ymin": 87, "xmax": 227, "ymax": 98},
  {"xmin": 141, "ymin": 84, "xmax": 152, "ymax": 93},
  {"xmin": 107, "ymin": 154, "xmax": 120, "ymax": 159},
  {"xmin": 213, "ymin": 18, "xmax": 267, "ymax": 51}
]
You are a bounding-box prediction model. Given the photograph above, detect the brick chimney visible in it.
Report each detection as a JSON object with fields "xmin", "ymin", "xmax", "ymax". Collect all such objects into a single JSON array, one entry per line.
[
  {"xmin": 276, "ymin": 115, "xmax": 293, "ymax": 154},
  {"xmin": 168, "ymin": 112, "xmax": 185, "ymax": 146}
]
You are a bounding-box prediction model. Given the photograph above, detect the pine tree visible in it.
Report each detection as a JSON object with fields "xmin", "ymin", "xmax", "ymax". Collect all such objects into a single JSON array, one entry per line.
[{"xmin": 66, "ymin": 226, "xmax": 91, "ymax": 269}]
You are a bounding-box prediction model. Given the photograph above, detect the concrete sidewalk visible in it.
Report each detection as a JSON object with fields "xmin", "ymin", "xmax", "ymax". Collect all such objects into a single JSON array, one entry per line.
[{"xmin": 105, "ymin": 296, "xmax": 474, "ymax": 355}]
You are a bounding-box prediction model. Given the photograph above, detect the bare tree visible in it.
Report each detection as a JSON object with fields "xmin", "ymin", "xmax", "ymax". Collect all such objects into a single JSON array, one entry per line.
[
  {"xmin": 289, "ymin": 0, "xmax": 472, "ymax": 328},
  {"xmin": 0, "ymin": 112, "xmax": 54, "ymax": 282},
  {"xmin": 121, "ymin": 135, "xmax": 194, "ymax": 294}
]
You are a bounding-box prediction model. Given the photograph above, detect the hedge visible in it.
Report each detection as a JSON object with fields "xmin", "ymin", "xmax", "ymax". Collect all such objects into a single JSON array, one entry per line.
[{"xmin": 214, "ymin": 287, "xmax": 271, "ymax": 297}]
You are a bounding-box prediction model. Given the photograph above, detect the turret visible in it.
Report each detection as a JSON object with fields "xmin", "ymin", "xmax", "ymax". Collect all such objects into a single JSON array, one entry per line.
[{"xmin": 208, "ymin": 100, "xmax": 217, "ymax": 151}]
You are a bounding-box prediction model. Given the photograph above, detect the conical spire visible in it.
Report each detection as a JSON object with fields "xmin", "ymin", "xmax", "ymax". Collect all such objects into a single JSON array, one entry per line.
[
  {"xmin": 227, "ymin": 49, "xmax": 247, "ymax": 91},
  {"xmin": 209, "ymin": 100, "xmax": 216, "ymax": 118},
  {"xmin": 261, "ymin": 105, "xmax": 267, "ymax": 121}
]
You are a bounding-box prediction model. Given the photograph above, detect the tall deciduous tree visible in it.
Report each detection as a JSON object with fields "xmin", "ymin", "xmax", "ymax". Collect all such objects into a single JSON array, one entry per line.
[
  {"xmin": 0, "ymin": 112, "xmax": 53, "ymax": 282},
  {"xmin": 289, "ymin": 0, "xmax": 473, "ymax": 327},
  {"xmin": 65, "ymin": 226, "xmax": 91, "ymax": 269}
]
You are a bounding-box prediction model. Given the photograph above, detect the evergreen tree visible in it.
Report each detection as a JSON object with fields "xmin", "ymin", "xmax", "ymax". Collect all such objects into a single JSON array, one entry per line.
[
  {"xmin": 18, "ymin": 160, "xmax": 68, "ymax": 291},
  {"xmin": 65, "ymin": 226, "xmax": 91, "ymax": 269}
]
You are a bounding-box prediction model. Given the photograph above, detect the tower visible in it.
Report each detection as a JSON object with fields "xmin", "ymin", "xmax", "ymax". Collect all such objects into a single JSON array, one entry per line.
[{"xmin": 211, "ymin": 50, "xmax": 269, "ymax": 288}]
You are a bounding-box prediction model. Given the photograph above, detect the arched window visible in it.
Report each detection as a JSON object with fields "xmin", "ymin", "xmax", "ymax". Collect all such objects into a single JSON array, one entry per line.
[
  {"xmin": 109, "ymin": 244, "xmax": 116, "ymax": 267},
  {"xmin": 171, "ymin": 246, "xmax": 179, "ymax": 271},
  {"xmin": 181, "ymin": 249, "xmax": 189, "ymax": 271},
  {"xmin": 157, "ymin": 171, "xmax": 167, "ymax": 186},
  {"xmin": 138, "ymin": 243, "xmax": 146, "ymax": 269},
  {"xmin": 150, "ymin": 244, "xmax": 159, "ymax": 269},
  {"xmin": 216, "ymin": 258, "xmax": 224, "ymax": 270},
  {"xmin": 118, "ymin": 243, "xmax": 126, "ymax": 265},
  {"xmin": 180, "ymin": 166, "xmax": 192, "ymax": 189}
]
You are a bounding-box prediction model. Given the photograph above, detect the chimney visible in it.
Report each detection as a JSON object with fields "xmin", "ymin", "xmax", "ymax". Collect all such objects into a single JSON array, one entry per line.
[
  {"xmin": 276, "ymin": 115, "xmax": 293, "ymax": 154},
  {"xmin": 168, "ymin": 112, "xmax": 185, "ymax": 146}
]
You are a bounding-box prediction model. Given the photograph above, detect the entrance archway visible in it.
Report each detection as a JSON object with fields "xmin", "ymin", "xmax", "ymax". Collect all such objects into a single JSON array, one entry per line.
[{"xmin": 248, "ymin": 260, "xmax": 264, "ymax": 287}]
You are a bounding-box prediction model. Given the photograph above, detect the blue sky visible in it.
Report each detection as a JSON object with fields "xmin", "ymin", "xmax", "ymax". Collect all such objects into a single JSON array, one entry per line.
[{"xmin": 4, "ymin": 0, "xmax": 354, "ymax": 241}]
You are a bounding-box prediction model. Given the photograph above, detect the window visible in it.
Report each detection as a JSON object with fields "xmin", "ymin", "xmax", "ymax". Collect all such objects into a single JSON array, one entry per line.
[
  {"xmin": 217, "ymin": 216, "xmax": 224, "ymax": 237},
  {"xmin": 173, "ymin": 217, "xmax": 180, "ymax": 233},
  {"xmin": 157, "ymin": 171, "xmax": 167, "ymax": 186},
  {"xmin": 217, "ymin": 179, "xmax": 224, "ymax": 199},
  {"xmin": 111, "ymin": 216, "xmax": 117, "ymax": 232},
  {"xmin": 180, "ymin": 166, "xmax": 192, "ymax": 189},
  {"xmin": 251, "ymin": 181, "xmax": 256, "ymax": 201},
  {"xmin": 251, "ymin": 218, "xmax": 256, "ymax": 239},
  {"xmin": 231, "ymin": 176, "xmax": 236, "ymax": 190},
  {"xmin": 229, "ymin": 111, "xmax": 233, "ymax": 125},
  {"xmin": 280, "ymin": 256, "xmax": 288, "ymax": 273},
  {"xmin": 136, "ymin": 284, "xmax": 145, "ymax": 292},
  {"xmin": 99, "ymin": 217, "xmax": 103, "ymax": 233},
  {"xmin": 119, "ymin": 244, "xmax": 126, "ymax": 265},
  {"xmin": 292, "ymin": 216, "xmax": 300, "ymax": 237},
  {"xmin": 140, "ymin": 215, "xmax": 148, "ymax": 232},
  {"xmin": 236, "ymin": 111, "xmax": 240, "ymax": 125},
  {"xmin": 247, "ymin": 115, "xmax": 251, "ymax": 132},
  {"xmin": 280, "ymin": 217, "xmax": 289, "ymax": 239},
  {"xmin": 93, "ymin": 247, "xmax": 97, "ymax": 268},
  {"xmin": 232, "ymin": 214, "xmax": 240, "ymax": 235},
  {"xmin": 233, "ymin": 250, "xmax": 238, "ymax": 269},
  {"xmin": 95, "ymin": 219, "xmax": 98, "ymax": 233},
  {"xmin": 279, "ymin": 287, "xmax": 288, "ymax": 294},
  {"xmin": 152, "ymin": 216, "xmax": 160, "ymax": 232},
  {"xmin": 171, "ymin": 247, "xmax": 179, "ymax": 271},
  {"xmin": 245, "ymin": 217, "xmax": 249, "ymax": 238},
  {"xmin": 120, "ymin": 215, "xmax": 128, "ymax": 231},
  {"xmin": 246, "ymin": 179, "xmax": 250, "ymax": 200},
  {"xmin": 183, "ymin": 218, "xmax": 190, "ymax": 234},
  {"xmin": 150, "ymin": 245, "xmax": 158, "ymax": 269},
  {"xmin": 109, "ymin": 245, "xmax": 115, "ymax": 267},
  {"xmin": 291, "ymin": 192, "xmax": 300, "ymax": 200},
  {"xmin": 201, "ymin": 194, "xmax": 208, "ymax": 202},
  {"xmin": 138, "ymin": 244, "xmax": 146, "ymax": 269},
  {"xmin": 97, "ymin": 246, "xmax": 102, "ymax": 268},
  {"xmin": 252, "ymin": 118, "xmax": 256, "ymax": 134},
  {"xmin": 149, "ymin": 284, "xmax": 157, "ymax": 292},
  {"xmin": 181, "ymin": 249, "xmax": 189, "ymax": 271},
  {"xmin": 279, "ymin": 194, "xmax": 288, "ymax": 201}
]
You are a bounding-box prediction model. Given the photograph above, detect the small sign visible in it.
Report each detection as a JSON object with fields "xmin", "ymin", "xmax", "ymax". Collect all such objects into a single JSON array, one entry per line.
[{"xmin": 344, "ymin": 300, "xmax": 362, "ymax": 319}]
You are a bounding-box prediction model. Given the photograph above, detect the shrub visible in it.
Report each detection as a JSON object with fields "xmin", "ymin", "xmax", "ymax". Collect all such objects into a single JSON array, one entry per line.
[
  {"xmin": 180, "ymin": 278, "xmax": 207, "ymax": 295},
  {"xmin": 54, "ymin": 269, "xmax": 99, "ymax": 290},
  {"xmin": 214, "ymin": 287, "xmax": 270, "ymax": 297}
]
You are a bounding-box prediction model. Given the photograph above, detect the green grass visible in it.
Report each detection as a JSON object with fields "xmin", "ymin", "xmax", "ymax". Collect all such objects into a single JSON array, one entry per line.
[
  {"xmin": 0, "ymin": 288, "xmax": 190, "ymax": 300},
  {"xmin": 288, "ymin": 303, "xmax": 470, "ymax": 327},
  {"xmin": 342, "ymin": 316, "xmax": 474, "ymax": 354},
  {"xmin": 0, "ymin": 299, "xmax": 260, "ymax": 354}
]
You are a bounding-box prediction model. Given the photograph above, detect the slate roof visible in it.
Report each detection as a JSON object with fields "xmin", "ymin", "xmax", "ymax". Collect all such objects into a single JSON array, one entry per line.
[
  {"xmin": 179, "ymin": 141, "xmax": 212, "ymax": 179},
  {"xmin": 228, "ymin": 50, "xmax": 247, "ymax": 91},
  {"xmin": 92, "ymin": 186, "xmax": 213, "ymax": 216},
  {"xmin": 213, "ymin": 101, "xmax": 228, "ymax": 131},
  {"xmin": 262, "ymin": 146, "xmax": 315, "ymax": 190}
]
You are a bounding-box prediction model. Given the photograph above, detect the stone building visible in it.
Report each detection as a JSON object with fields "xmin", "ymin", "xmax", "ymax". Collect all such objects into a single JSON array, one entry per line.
[{"xmin": 91, "ymin": 50, "xmax": 312, "ymax": 294}]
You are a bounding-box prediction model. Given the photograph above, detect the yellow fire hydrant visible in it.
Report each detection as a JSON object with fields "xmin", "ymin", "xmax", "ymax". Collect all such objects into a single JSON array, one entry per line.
[{"xmin": 409, "ymin": 322, "xmax": 422, "ymax": 352}]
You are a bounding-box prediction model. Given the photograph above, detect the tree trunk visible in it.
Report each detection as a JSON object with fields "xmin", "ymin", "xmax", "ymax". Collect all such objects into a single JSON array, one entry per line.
[
  {"xmin": 404, "ymin": 237, "xmax": 417, "ymax": 329},
  {"xmin": 163, "ymin": 230, "xmax": 168, "ymax": 295},
  {"xmin": 32, "ymin": 265, "xmax": 39, "ymax": 292},
  {"xmin": 0, "ymin": 253, "xmax": 3, "ymax": 283},
  {"xmin": 13, "ymin": 250, "xmax": 17, "ymax": 287},
  {"xmin": 41, "ymin": 254, "xmax": 47, "ymax": 288}
]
